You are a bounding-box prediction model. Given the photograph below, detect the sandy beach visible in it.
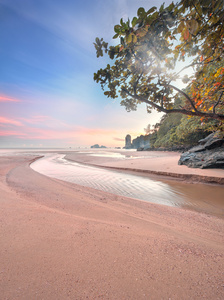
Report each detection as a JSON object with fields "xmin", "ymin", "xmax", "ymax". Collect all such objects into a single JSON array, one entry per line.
[
  {"xmin": 65, "ymin": 150, "xmax": 224, "ymax": 184},
  {"xmin": 1, "ymin": 150, "xmax": 224, "ymax": 299}
]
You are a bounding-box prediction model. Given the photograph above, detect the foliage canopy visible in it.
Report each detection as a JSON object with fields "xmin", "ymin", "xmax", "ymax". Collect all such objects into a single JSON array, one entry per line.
[
  {"xmin": 94, "ymin": 0, "xmax": 224, "ymax": 126},
  {"xmin": 147, "ymin": 114, "xmax": 213, "ymax": 149}
]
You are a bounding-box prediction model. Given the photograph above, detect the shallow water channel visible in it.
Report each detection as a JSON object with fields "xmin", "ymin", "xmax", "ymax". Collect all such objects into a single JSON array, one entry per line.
[{"xmin": 31, "ymin": 154, "xmax": 224, "ymax": 218}]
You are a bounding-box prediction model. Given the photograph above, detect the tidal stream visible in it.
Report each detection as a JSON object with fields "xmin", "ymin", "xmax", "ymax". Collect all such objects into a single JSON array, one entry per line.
[{"xmin": 31, "ymin": 154, "xmax": 224, "ymax": 218}]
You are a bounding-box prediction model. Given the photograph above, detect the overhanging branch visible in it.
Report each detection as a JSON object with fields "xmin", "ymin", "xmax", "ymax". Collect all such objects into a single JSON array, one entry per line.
[
  {"xmin": 121, "ymin": 87, "xmax": 224, "ymax": 121},
  {"xmin": 161, "ymin": 83, "xmax": 198, "ymax": 112},
  {"xmin": 213, "ymin": 90, "xmax": 223, "ymax": 114}
]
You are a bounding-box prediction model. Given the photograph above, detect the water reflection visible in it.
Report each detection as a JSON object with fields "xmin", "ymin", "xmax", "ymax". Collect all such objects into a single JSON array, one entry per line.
[
  {"xmin": 31, "ymin": 154, "xmax": 224, "ymax": 218},
  {"xmin": 89, "ymin": 152, "xmax": 140, "ymax": 159}
]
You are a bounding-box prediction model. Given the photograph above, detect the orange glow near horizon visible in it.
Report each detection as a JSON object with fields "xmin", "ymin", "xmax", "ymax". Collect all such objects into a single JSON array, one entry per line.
[
  {"xmin": 0, "ymin": 112, "xmax": 144, "ymax": 147},
  {"xmin": 0, "ymin": 123, "xmax": 127, "ymax": 147}
]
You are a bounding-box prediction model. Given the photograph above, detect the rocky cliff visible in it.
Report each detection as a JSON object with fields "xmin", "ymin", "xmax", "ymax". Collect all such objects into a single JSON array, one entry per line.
[
  {"xmin": 178, "ymin": 132, "xmax": 224, "ymax": 169},
  {"xmin": 124, "ymin": 134, "xmax": 150, "ymax": 150}
]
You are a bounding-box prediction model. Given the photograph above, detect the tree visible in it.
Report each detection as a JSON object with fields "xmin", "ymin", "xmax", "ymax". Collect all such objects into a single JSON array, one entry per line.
[
  {"xmin": 144, "ymin": 124, "xmax": 152, "ymax": 134},
  {"xmin": 94, "ymin": 0, "xmax": 224, "ymax": 126},
  {"xmin": 150, "ymin": 114, "xmax": 212, "ymax": 149}
]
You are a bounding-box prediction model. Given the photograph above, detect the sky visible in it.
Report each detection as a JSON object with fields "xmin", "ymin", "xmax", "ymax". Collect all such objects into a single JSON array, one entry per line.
[{"xmin": 0, "ymin": 0, "xmax": 174, "ymax": 148}]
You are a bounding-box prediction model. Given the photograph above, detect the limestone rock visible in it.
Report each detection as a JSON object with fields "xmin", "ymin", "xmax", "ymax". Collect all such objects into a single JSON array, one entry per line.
[
  {"xmin": 125, "ymin": 134, "xmax": 132, "ymax": 149},
  {"xmin": 178, "ymin": 132, "xmax": 224, "ymax": 169}
]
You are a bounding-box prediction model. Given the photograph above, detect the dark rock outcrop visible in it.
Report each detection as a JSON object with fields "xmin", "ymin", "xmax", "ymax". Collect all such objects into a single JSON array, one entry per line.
[
  {"xmin": 125, "ymin": 134, "xmax": 132, "ymax": 149},
  {"xmin": 178, "ymin": 132, "xmax": 224, "ymax": 169},
  {"xmin": 133, "ymin": 135, "xmax": 150, "ymax": 150},
  {"xmin": 91, "ymin": 144, "xmax": 107, "ymax": 148}
]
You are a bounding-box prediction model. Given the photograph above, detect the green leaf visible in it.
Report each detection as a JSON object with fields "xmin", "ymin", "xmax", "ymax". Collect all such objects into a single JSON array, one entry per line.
[
  {"xmin": 147, "ymin": 7, "xmax": 157, "ymax": 15},
  {"xmin": 132, "ymin": 34, "xmax": 137, "ymax": 43},
  {"xmin": 137, "ymin": 7, "xmax": 145, "ymax": 17},
  {"xmin": 151, "ymin": 11, "xmax": 159, "ymax": 20},
  {"xmin": 126, "ymin": 33, "xmax": 133, "ymax": 44},
  {"xmin": 146, "ymin": 16, "xmax": 153, "ymax": 26},
  {"xmin": 132, "ymin": 17, "xmax": 138, "ymax": 27},
  {"xmin": 113, "ymin": 33, "xmax": 119, "ymax": 39},
  {"xmin": 159, "ymin": 3, "xmax": 164, "ymax": 12},
  {"xmin": 93, "ymin": 73, "xmax": 98, "ymax": 81},
  {"xmin": 109, "ymin": 51, "xmax": 114, "ymax": 60},
  {"xmin": 114, "ymin": 25, "xmax": 120, "ymax": 33},
  {"xmin": 95, "ymin": 37, "xmax": 100, "ymax": 45},
  {"xmin": 168, "ymin": 2, "xmax": 175, "ymax": 11}
]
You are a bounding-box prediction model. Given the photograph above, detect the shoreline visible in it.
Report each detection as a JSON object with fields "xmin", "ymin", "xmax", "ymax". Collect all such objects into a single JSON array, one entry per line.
[
  {"xmin": 31, "ymin": 152, "xmax": 224, "ymax": 219},
  {"xmin": 64, "ymin": 149, "xmax": 224, "ymax": 185},
  {"xmin": 1, "ymin": 152, "xmax": 224, "ymax": 299},
  {"xmin": 65, "ymin": 158, "xmax": 224, "ymax": 185}
]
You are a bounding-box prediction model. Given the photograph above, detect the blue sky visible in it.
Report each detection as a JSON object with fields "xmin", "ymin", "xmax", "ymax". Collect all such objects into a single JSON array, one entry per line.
[{"xmin": 0, "ymin": 0, "xmax": 173, "ymax": 148}]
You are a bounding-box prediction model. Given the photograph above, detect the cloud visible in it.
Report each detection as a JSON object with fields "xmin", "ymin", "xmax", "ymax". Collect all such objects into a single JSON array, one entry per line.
[
  {"xmin": 19, "ymin": 115, "xmax": 71, "ymax": 129},
  {"xmin": 0, "ymin": 131, "xmax": 26, "ymax": 137},
  {"xmin": 77, "ymin": 127, "xmax": 118, "ymax": 136},
  {"xmin": 113, "ymin": 137, "xmax": 124, "ymax": 142},
  {"xmin": 18, "ymin": 126, "xmax": 119, "ymax": 140},
  {"xmin": 20, "ymin": 115, "xmax": 50, "ymax": 124},
  {"xmin": 0, "ymin": 121, "xmax": 127, "ymax": 147},
  {"xmin": 0, "ymin": 124, "xmax": 119, "ymax": 140},
  {"xmin": 0, "ymin": 117, "xmax": 23, "ymax": 127},
  {"xmin": 0, "ymin": 95, "xmax": 21, "ymax": 102}
]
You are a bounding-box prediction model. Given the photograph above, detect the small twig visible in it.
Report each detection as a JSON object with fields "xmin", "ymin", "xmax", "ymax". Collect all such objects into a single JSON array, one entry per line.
[
  {"xmin": 161, "ymin": 83, "xmax": 198, "ymax": 112},
  {"xmin": 213, "ymin": 90, "xmax": 223, "ymax": 114}
]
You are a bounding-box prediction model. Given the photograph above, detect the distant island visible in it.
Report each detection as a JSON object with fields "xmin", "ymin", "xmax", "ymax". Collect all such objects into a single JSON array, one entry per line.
[{"xmin": 91, "ymin": 144, "xmax": 107, "ymax": 149}]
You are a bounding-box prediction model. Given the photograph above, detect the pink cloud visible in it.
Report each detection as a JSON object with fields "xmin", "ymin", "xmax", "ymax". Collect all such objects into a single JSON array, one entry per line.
[
  {"xmin": 76, "ymin": 127, "xmax": 118, "ymax": 136},
  {"xmin": 20, "ymin": 115, "xmax": 51, "ymax": 124},
  {"xmin": 0, "ymin": 131, "xmax": 26, "ymax": 137},
  {"xmin": 113, "ymin": 137, "xmax": 124, "ymax": 141},
  {"xmin": 12, "ymin": 126, "xmax": 119, "ymax": 140},
  {"xmin": 0, "ymin": 120, "xmax": 125, "ymax": 147},
  {"xmin": 0, "ymin": 117, "xmax": 23, "ymax": 127},
  {"xmin": 0, "ymin": 95, "xmax": 21, "ymax": 102},
  {"xmin": 20, "ymin": 115, "xmax": 70, "ymax": 128}
]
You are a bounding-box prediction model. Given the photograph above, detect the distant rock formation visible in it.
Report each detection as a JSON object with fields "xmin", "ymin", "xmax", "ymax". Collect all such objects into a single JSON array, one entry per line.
[
  {"xmin": 124, "ymin": 134, "xmax": 150, "ymax": 150},
  {"xmin": 125, "ymin": 134, "xmax": 132, "ymax": 149},
  {"xmin": 91, "ymin": 144, "xmax": 107, "ymax": 149},
  {"xmin": 178, "ymin": 132, "xmax": 224, "ymax": 169},
  {"xmin": 133, "ymin": 135, "xmax": 150, "ymax": 151}
]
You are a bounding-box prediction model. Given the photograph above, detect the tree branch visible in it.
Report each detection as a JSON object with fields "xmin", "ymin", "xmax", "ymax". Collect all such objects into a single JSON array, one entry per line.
[
  {"xmin": 121, "ymin": 87, "xmax": 224, "ymax": 121},
  {"xmin": 134, "ymin": 72, "xmax": 144, "ymax": 94},
  {"xmin": 213, "ymin": 90, "xmax": 223, "ymax": 114},
  {"xmin": 161, "ymin": 83, "xmax": 198, "ymax": 112},
  {"xmin": 173, "ymin": 53, "xmax": 222, "ymax": 80},
  {"xmin": 138, "ymin": 82, "xmax": 198, "ymax": 111}
]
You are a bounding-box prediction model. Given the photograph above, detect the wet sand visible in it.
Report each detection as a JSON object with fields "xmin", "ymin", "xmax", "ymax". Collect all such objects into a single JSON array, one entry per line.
[
  {"xmin": 0, "ymin": 151, "xmax": 224, "ymax": 299},
  {"xmin": 65, "ymin": 149, "xmax": 224, "ymax": 184}
]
